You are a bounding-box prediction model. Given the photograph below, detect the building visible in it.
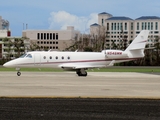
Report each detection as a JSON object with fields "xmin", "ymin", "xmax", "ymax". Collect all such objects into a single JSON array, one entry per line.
[
  {"xmin": 0, "ymin": 16, "xmax": 30, "ymax": 59},
  {"xmin": 0, "ymin": 16, "xmax": 10, "ymax": 59},
  {"xmin": 90, "ymin": 12, "xmax": 160, "ymax": 49},
  {"xmin": 22, "ymin": 26, "xmax": 80, "ymax": 51}
]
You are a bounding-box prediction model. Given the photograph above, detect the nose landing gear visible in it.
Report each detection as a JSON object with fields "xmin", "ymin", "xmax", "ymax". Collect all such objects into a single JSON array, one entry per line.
[
  {"xmin": 17, "ymin": 71, "xmax": 21, "ymax": 76},
  {"xmin": 16, "ymin": 68, "xmax": 21, "ymax": 76}
]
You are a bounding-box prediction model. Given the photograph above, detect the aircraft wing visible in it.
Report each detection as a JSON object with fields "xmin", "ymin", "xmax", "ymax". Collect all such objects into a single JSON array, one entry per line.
[{"xmin": 59, "ymin": 63, "xmax": 106, "ymax": 69}]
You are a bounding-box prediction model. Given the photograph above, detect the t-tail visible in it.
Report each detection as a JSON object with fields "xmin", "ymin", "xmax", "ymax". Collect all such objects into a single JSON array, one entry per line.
[{"xmin": 124, "ymin": 30, "xmax": 150, "ymax": 58}]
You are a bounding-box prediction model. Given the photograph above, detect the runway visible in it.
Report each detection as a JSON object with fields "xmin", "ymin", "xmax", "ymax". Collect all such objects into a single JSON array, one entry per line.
[
  {"xmin": 0, "ymin": 72, "xmax": 160, "ymax": 119},
  {"xmin": 0, "ymin": 72, "xmax": 159, "ymax": 98}
]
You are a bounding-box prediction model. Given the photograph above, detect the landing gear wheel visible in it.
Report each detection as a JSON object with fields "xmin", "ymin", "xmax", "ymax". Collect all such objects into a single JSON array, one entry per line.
[
  {"xmin": 76, "ymin": 70, "xmax": 87, "ymax": 77},
  {"xmin": 83, "ymin": 71, "xmax": 87, "ymax": 77},
  {"xmin": 17, "ymin": 71, "xmax": 21, "ymax": 76}
]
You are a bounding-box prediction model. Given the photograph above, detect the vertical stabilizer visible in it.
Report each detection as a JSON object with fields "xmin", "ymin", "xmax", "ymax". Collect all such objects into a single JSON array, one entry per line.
[{"xmin": 124, "ymin": 30, "xmax": 150, "ymax": 58}]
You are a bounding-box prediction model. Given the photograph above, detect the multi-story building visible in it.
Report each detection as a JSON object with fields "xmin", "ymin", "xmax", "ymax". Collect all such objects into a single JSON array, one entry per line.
[
  {"xmin": 0, "ymin": 16, "xmax": 30, "ymax": 59},
  {"xmin": 22, "ymin": 26, "xmax": 80, "ymax": 51},
  {"xmin": 90, "ymin": 12, "xmax": 160, "ymax": 49},
  {"xmin": 0, "ymin": 16, "xmax": 10, "ymax": 59}
]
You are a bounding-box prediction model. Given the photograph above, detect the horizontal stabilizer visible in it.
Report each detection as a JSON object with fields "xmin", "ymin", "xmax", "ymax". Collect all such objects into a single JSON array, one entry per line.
[
  {"xmin": 145, "ymin": 47, "xmax": 155, "ymax": 50},
  {"xmin": 129, "ymin": 48, "xmax": 145, "ymax": 51}
]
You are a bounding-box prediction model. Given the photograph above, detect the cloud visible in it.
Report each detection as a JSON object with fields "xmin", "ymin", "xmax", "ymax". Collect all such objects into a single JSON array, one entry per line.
[{"xmin": 48, "ymin": 11, "xmax": 98, "ymax": 33}]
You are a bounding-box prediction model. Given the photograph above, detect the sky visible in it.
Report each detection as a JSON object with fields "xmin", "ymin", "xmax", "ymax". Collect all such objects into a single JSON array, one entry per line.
[{"xmin": 0, "ymin": 0, "xmax": 160, "ymax": 36}]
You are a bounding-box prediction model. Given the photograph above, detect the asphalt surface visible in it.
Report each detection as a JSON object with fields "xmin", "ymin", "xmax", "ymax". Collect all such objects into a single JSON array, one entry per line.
[
  {"xmin": 0, "ymin": 98, "xmax": 160, "ymax": 120},
  {"xmin": 0, "ymin": 71, "xmax": 160, "ymax": 119},
  {"xmin": 0, "ymin": 72, "xmax": 160, "ymax": 98}
]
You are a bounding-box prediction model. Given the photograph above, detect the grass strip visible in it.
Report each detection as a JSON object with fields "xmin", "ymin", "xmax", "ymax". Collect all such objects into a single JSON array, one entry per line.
[{"xmin": 0, "ymin": 67, "xmax": 160, "ymax": 72}]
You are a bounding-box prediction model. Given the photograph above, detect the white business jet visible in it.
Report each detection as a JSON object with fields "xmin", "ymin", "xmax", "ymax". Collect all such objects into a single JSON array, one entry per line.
[{"xmin": 3, "ymin": 30, "xmax": 149, "ymax": 77}]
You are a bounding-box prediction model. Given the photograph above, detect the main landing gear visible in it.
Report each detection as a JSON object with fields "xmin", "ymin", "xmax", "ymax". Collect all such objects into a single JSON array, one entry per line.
[
  {"xmin": 76, "ymin": 69, "xmax": 87, "ymax": 77},
  {"xmin": 16, "ymin": 68, "xmax": 21, "ymax": 76}
]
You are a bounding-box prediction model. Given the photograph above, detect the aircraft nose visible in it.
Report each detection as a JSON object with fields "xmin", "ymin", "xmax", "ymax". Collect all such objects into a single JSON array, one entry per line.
[
  {"xmin": 3, "ymin": 62, "xmax": 9, "ymax": 68},
  {"xmin": 3, "ymin": 62, "xmax": 13, "ymax": 68}
]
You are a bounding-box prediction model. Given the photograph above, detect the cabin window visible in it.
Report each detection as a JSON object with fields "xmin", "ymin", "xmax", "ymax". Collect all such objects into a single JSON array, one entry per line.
[
  {"xmin": 67, "ymin": 56, "xmax": 70, "ymax": 59},
  {"xmin": 20, "ymin": 54, "xmax": 27, "ymax": 58},
  {"xmin": 43, "ymin": 56, "xmax": 46, "ymax": 59},
  {"xmin": 62, "ymin": 56, "xmax": 64, "ymax": 59},
  {"xmin": 55, "ymin": 56, "xmax": 58, "ymax": 59},
  {"xmin": 50, "ymin": 56, "xmax": 52, "ymax": 59},
  {"xmin": 26, "ymin": 54, "xmax": 32, "ymax": 58}
]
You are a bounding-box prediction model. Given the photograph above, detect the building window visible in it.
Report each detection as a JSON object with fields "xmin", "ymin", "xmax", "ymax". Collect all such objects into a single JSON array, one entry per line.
[
  {"xmin": 142, "ymin": 22, "xmax": 144, "ymax": 30},
  {"xmin": 56, "ymin": 33, "xmax": 58, "ymax": 40},
  {"xmin": 151, "ymin": 22, "xmax": 153, "ymax": 30},
  {"xmin": 154, "ymin": 31, "xmax": 159, "ymax": 34},
  {"xmin": 56, "ymin": 42, "xmax": 58, "ymax": 44},
  {"xmin": 41, "ymin": 33, "xmax": 43, "ymax": 39},
  {"xmin": 50, "ymin": 33, "xmax": 52, "ymax": 39},
  {"xmin": 117, "ymin": 23, "xmax": 119, "ymax": 30},
  {"xmin": 111, "ymin": 23, "xmax": 113, "ymax": 30},
  {"xmin": 37, "ymin": 33, "xmax": 40, "ymax": 39},
  {"xmin": 107, "ymin": 23, "xmax": 109, "ymax": 30},
  {"xmin": 137, "ymin": 22, "xmax": 139, "ymax": 30},
  {"xmin": 47, "ymin": 33, "xmax": 49, "ymax": 40},
  {"xmin": 56, "ymin": 46, "xmax": 58, "ymax": 49},
  {"xmin": 148, "ymin": 22, "xmax": 150, "ymax": 30},
  {"xmin": 53, "ymin": 33, "xmax": 55, "ymax": 39},
  {"xmin": 145, "ymin": 22, "xmax": 147, "ymax": 29},
  {"xmin": 125, "ymin": 23, "xmax": 127, "ymax": 30},
  {"xmin": 131, "ymin": 22, "xmax": 133, "ymax": 30},
  {"xmin": 120, "ymin": 23, "xmax": 123, "ymax": 30},
  {"xmin": 44, "ymin": 33, "xmax": 46, "ymax": 39},
  {"xmin": 155, "ymin": 22, "xmax": 158, "ymax": 30},
  {"xmin": 102, "ymin": 19, "xmax": 104, "ymax": 26},
  {"xmin": 114, "ymin": 23, "xmax": 116, "ymax": 30}
]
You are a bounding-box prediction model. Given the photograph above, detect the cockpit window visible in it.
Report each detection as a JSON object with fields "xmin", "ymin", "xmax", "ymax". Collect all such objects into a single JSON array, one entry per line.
[
  {"xmin": 19, "ymin": 54, "xmax": 27, "ymax": 58},
  {"xmin": 26, "ymin": 54, "xmax": 32, "ymax": 58}
]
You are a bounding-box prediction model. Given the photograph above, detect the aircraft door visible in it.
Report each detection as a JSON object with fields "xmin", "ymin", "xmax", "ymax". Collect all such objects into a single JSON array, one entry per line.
[{"xmin": 34, "ymin": 54, "xmax": 41, "ymax": 66}]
